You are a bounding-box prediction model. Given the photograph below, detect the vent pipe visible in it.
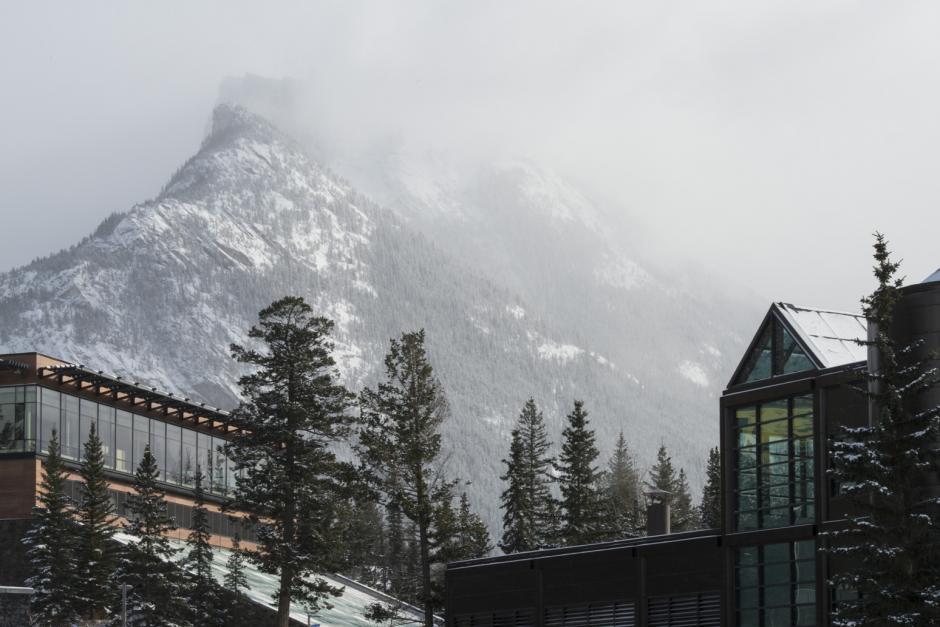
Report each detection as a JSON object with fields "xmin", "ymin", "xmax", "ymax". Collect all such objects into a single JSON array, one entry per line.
[{"xmin": 645, "ymin": 488, "xmax": 671, "ymax": 536}]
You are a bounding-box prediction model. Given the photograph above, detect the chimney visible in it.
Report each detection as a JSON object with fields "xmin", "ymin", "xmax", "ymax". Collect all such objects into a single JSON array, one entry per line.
[{"xmin": 645, "ymin": 488, "xmax": 671, "ymax": 536}]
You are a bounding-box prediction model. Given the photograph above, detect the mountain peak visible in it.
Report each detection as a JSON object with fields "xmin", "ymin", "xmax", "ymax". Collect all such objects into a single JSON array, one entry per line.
[{"xmin": 203, "ymin": 103, "xmax": 284, "ymax": 151}]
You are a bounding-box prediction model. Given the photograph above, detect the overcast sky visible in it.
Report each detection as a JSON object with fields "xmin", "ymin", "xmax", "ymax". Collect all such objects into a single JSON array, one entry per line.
[{"xmin": 1, "ymin": 1, "xmax": 937, "ymax": 312}]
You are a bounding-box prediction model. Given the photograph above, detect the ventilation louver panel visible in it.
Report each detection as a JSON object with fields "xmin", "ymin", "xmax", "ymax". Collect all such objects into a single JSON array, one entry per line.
[
  {"xmin": 544, "ymin": 601, "xmax": 636, "ymax": 627},
  {"xmin": 452, "ymin": 608, "xmax": 535, "ymax": 627},
  {"xmin": 647, "ymin": 592, "xmax": 720, "ymax": 627}
]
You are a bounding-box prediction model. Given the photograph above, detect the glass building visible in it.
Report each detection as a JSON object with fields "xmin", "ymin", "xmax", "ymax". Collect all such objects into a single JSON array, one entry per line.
[
  {"xmin": 0, "ymin": 352, "xmax": 253, "ymax": 545},
  {"xmin": 445, "ymin": 288, "xmax": 905, "ymax": 627}
]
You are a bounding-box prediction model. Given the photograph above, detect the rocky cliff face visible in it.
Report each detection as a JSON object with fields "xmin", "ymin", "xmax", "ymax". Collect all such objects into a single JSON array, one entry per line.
[{"xmin": 0, "ymin": 104, "xmax": 758, "ymax": 527}]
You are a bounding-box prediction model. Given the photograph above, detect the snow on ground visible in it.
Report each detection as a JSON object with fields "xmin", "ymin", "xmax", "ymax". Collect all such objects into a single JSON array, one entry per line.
[{"xmin": 537, "ymin": 340, "xmax": 584, "ymax": 362}]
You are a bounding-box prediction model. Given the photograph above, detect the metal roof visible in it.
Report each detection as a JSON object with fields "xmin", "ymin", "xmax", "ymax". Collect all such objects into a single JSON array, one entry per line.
[
  {"xmin": 775, "ymin": 303, "xmax": 868, "ymax": 369},
  {"xmin": 924, "ymin": 268, "xmax": 940, "ymax": 284}
]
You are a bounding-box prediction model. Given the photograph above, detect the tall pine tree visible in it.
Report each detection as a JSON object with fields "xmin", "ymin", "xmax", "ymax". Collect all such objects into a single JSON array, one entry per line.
[
  {"xmin": 699, "ymin": 446, "xmax": 722, "ymax": 529},
  {"xmin": 359, "ymin": 329, "xmax": 454, "ymax": 626},
  {"xmin": 499, "ymin": 398, "xmax": 557, "ymax": 553},
  {"xmin": 555, "ymin": 400, "xmax": 603, "ymax": 545},
  {"xmin": 602, "ymin": 431, "xmax": 644, "ymax": 539},
  {"xmin": 75, "ymin": 421, "xmax": 117, "ymax": 620},
  {"xmin": 185, "ymin": 470, "xmax": 220, "ymax": 626},
  {"xmin": 226, "ymin": 296, "xmax": 355, "ymax": 626},
  {"xmin": 223, "ymin": 534, "xmax": 250, "ymax": 626},
  {"xmin": 118, "ymin": 445, "xmax": 187, "ymax": 626},
  {"xmin": 827, "ymin": 234, "xmax": 940, "ymax": 625},
  {"xmin": 646, "ymin": 444, "xmax": 696, "ymax": 532},
  {"xmin": 23, "ymin": 430, "xmax": 81, "ymax": 626}
]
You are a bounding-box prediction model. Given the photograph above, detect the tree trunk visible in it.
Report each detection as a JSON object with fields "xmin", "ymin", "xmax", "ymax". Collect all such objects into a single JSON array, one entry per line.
[
  {"xmin": 277, "ymin": 564, "xmax": 293, "ymax": 627},
  {"xmin": 419, "ymin": 518, "xmax": 433, "ymax": 627}
]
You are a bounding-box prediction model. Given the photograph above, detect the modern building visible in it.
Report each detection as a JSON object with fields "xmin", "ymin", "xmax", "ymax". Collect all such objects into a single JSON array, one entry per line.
[
  {"xmin": 445, "ymin": 272, "xmax": 940, "ymax": 626},
  {"xmin": 0, "ymin": 352, "xmax": 426, "ymax": 627}
]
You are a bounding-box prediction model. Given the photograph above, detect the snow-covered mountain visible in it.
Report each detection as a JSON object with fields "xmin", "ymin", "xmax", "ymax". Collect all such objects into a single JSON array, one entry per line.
[{"xmin": 0, "ymin": 103, "xmax": 758, "ymax": 530}]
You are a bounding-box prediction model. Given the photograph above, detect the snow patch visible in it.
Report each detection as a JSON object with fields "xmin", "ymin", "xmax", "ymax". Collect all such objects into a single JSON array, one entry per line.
[
  {"xmin": 506, "ymin": 304, "xmax": 525, "ymax": 319},
  {"xmin": 538, "ymin": 341, "xmax": 584, "ymax": 362},
  {"xmin": 678, "ymin": 361, "xmax": 710, "ymax": 388}
]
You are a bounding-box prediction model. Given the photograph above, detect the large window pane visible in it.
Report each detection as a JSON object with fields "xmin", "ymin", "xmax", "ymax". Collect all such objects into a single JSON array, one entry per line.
[
  {"xmin": 40, "ymin": 388, "xmax": 61, "ymax": 453},
  {"xmin": 182, "ymin": 429, "xmax": 197, "ymax": 488},
  {"xmin": 62, "ymin": 395, "xmax": 80, "ymax": 460},
  {"xmin": 166, "ymin": 424, "xmax": 183, "ymax": 485},
  {"xmin": 212, "ymin": 436, "xmax": 227, "ymax": 494},
  {"xmin": 79, "ymin": 399, "xmax": 97, "ymax": 460},
  {"xmin": 98, "ymin": 405, "xmax": 115, "ymax": 469},
  {"xmin": 133, "ymin": 415, "xmax": 149, "ymax": 471},
  {"xmin": 150, "ymin": 420, "xmax": 166, "ymax": 481},
  {"xmin": 743, "ymin": 327, "xmax": 773, "ymax": 383},
  {"xmin": 736, "ymin": 541, "xmax": 817, "ymax": 627},
  {"xmin": 115, "ymin": 410, "xmax": 133, "ymax": 473}
]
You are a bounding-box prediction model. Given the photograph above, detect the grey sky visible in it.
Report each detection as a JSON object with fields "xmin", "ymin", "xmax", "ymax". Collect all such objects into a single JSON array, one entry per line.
[{"xmin": 1, "ymin": 1, "xmax": 937, "ymax": 312}]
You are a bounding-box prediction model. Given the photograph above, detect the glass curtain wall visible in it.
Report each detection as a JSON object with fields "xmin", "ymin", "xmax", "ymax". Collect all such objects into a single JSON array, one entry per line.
[
  {"xmin": 736, "ymin": 540, "xmax": 816, "ymax": 627},
  {"xmin": 734, "ymin": 395, "xmax": 815, "ymax": 530},
  {"xmin": 0, "ymin": 386, "xmax": 36, "ymax": 452},
  {"xmin": 23, "ymin": 385, "xmax": 237, "ymax": 496}
]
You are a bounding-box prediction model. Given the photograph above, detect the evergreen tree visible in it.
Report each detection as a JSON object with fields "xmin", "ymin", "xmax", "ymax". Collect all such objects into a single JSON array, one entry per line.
[
  {"xmin": 385, "ymin": 500, "xmax": 407, "ymax": 597},
  {"xmin": 359, "ymin": 329, "xmax": 452, "ymax": 626},
  {"xmin": 647, "ymin": 444, "xmax": 696, "ymax": 532},
  {"xmin": 455, "ymin": 492, "xmax": 493, "ymax": 560},
  {"xmin": 601, "ymin": 431, "xmax": 644, "ymax": 539},
  {"xmin": 185, "ymin": 470, "xmax": 220, "ymax": 626},
  {"xmin": 75, "ymin": 421, "xmax": 117, "ymax": 620},
  {"xmin": 222, "ymin": 534, "xmax": 250, "ymax": 626},
  {"xmin": 23, "ymin": 430, "xmax": 81, "ymax": 626},
  {"xmin": 699, "ymin": 447, "xmax": 722, "ymax": 529},
  {"xmin": 827, "ymin": 234, "xmax": 940, "ymax": 625},
  {"xmin": 226, "ymin": 296, "xmax": 355, "ymax": 626},
  {"xmin": 671, "ymin": 468, "xmax": 697, "ymax": 532},
  {"xmin": 499, "ymin": 399, "xmax": 556, "ymax": 553},
  {"xmin": 555, "ymin": 400, "xmax": 604, "ymax": 545},
  {"xmin": 118, "ymin": 445, "xmax": 186, "ymax": 626},
  {"xmin": 335, "ymin": 497, "xmax": 386, "ymax": 588}
]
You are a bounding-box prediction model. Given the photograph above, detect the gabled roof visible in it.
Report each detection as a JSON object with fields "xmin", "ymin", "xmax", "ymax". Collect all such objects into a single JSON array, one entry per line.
[
  {"xmin": 775, "ymin": 303, "xmax": 868, "ymax": 369},
  {"xmin": 728, "ymin": 303, "xmax": 867, "ymax": 388},
  {"xmin": 924, "ymin": 268, "xmax": 940, "ymax": 284}
]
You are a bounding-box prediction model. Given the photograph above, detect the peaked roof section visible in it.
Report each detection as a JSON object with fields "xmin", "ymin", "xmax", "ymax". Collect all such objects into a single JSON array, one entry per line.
[
  {"xmin": 924, "ymin": 268, "xmax": 940, "ymax": 284},
  {"xmin": 775, "ymin": 303, "xmax": 868, "ymax": 369},
  {"xmin": 729, "ymin": 303, "xmax": 868, "ymax": 388}
]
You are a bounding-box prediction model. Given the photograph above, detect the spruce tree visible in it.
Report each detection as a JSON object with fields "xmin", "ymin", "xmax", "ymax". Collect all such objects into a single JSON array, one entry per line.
[
  {"xmin": 647, "ymin": 444, "xmax": 687, "ymax": 531},
  {"xmin": 555, "ymin": 400, "xmax": 603, "ymax": 545},
  {"xmin": 602, "ymin": 431, "xmax": 644, "ymax": 539},
  {"xmin": 385, "ymin": 500, "xmax": 407, "ymax": 597},
  {"xmin": 23, "ymin": 430, "xmax": 81, "ymax": 626},
  {"xmin": 359, "ymin": 330, "xmax": 452, "ymax": 626},
  {"xmin": 185, "ymin": 470, "xmax": 220, "ymax": 626},
  {"xmin": 222, "ymin": 534, "xmax": 250, "ymax": 626},
  {"xmin": 499, "ymin": 399, "xmax": 556, "ymax": 553},
  {"xmin": 75, "ymin": 421, "xmax": 117, "ymax": 620},
  {"xmin": 455, "ymin": 492, "xmax": 493, "ymax": 560},
  {"xmin": 119, "ymin": 445, "xmax": 186, "ymax": 626},
  {"xmin": 699, "ymin": 447, "xmax": 722, "ymax": 529},
  {"xmin": 226, "ymin": 297, "xmax": 355, "ymax": 626},
  {"xmin": 827, "ymin": 234, "xmax": 940, "ymax": 625},
  {"xmin": 671, "ymin": 468, "xmax": 697, "ymax": 532}
]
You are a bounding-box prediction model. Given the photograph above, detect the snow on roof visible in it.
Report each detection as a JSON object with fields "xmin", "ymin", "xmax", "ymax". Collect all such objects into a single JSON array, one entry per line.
[
  {"xmin": 775, "ymin": 303, "xmax": 868, "ymax": 369},
  {"xmin": 923, "ymin": 268, "xmax": 940, "ymax": 284}
]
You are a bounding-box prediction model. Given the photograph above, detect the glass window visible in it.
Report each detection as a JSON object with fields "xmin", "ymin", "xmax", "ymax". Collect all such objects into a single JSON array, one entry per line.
[
  {"xmin": 0, "ymin": 386, "xmax": 37, "ymax": 453},
  {"xmin": 166, "ymin": 424, "xmax": 183, "ymax": 485},
  {"xmin": 79, "ymin": 399, "xmax": 97, "ymax": 460},
  {"xmin": 150, "ymin": 420, "xmax": 166, "ymax": 481},
  {"xmin": 743, "ymin": 326, "xmax": 773, "ymax": 383},
  {"xmin": 226, "ymin": 443, "xmax": 239, "ymax": 494},
  {"xmin": 133, "ymin": 415, "xmax": 149, "ymax": 472},
  {"xmin": 115, "ymin": 410, "xmax": 133, "ymax": 473},
  {"xmin": 39, "ymin": 388, "xmax": 60, "ymax": 453},
  {"xmin": 62, "ymin": 395, "xmax": 80, "ymax": 460},
  {"xmin": 781, "ymin": 327, "xmax": 814, "ymax": 374},
  {"xmin": 182, "ymin": 429, "xmax": 197, "ymax": 488},
  {"xmin": 212, "ymin": 436, "xmax": 227, "ymax": 494},
  {"xmin": 737, "ymin": 317, "xmax": 817, "ymax": 385},
  {"xmin": 734, "ymin": 395, "xmax": 816, "ymax": 530},
  {"xmin": 98, "ymin": 404, "xmax": 116, "ymax": 469},
  {"xmin": 735, "ymin": 541, "xmax": 817, "ymax": 627}
]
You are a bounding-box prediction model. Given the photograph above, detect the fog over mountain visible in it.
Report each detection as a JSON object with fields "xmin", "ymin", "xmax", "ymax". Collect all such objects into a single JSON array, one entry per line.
[{"xmin": 0, "ymin": 98, "xmax": 759, "ymax": 530}]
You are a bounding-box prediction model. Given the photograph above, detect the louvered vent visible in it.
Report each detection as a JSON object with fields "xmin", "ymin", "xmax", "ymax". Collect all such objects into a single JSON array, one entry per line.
[
  {"xmin": 544, "ymin": 600, "xmax": 636, "ymax": 627},
  {"xmin": 647, "ymin": 591, "xmax": 721, "ymax": 627},
  {"xmin": 452, "ymin": 608, "xmax": 535, "ymax": 627}
]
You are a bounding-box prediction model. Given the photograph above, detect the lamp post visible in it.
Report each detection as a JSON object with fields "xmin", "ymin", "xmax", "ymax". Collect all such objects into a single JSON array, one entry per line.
[{"xmin": 121, "ymin": 584, "xmax": 133, "ymax": 626}]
